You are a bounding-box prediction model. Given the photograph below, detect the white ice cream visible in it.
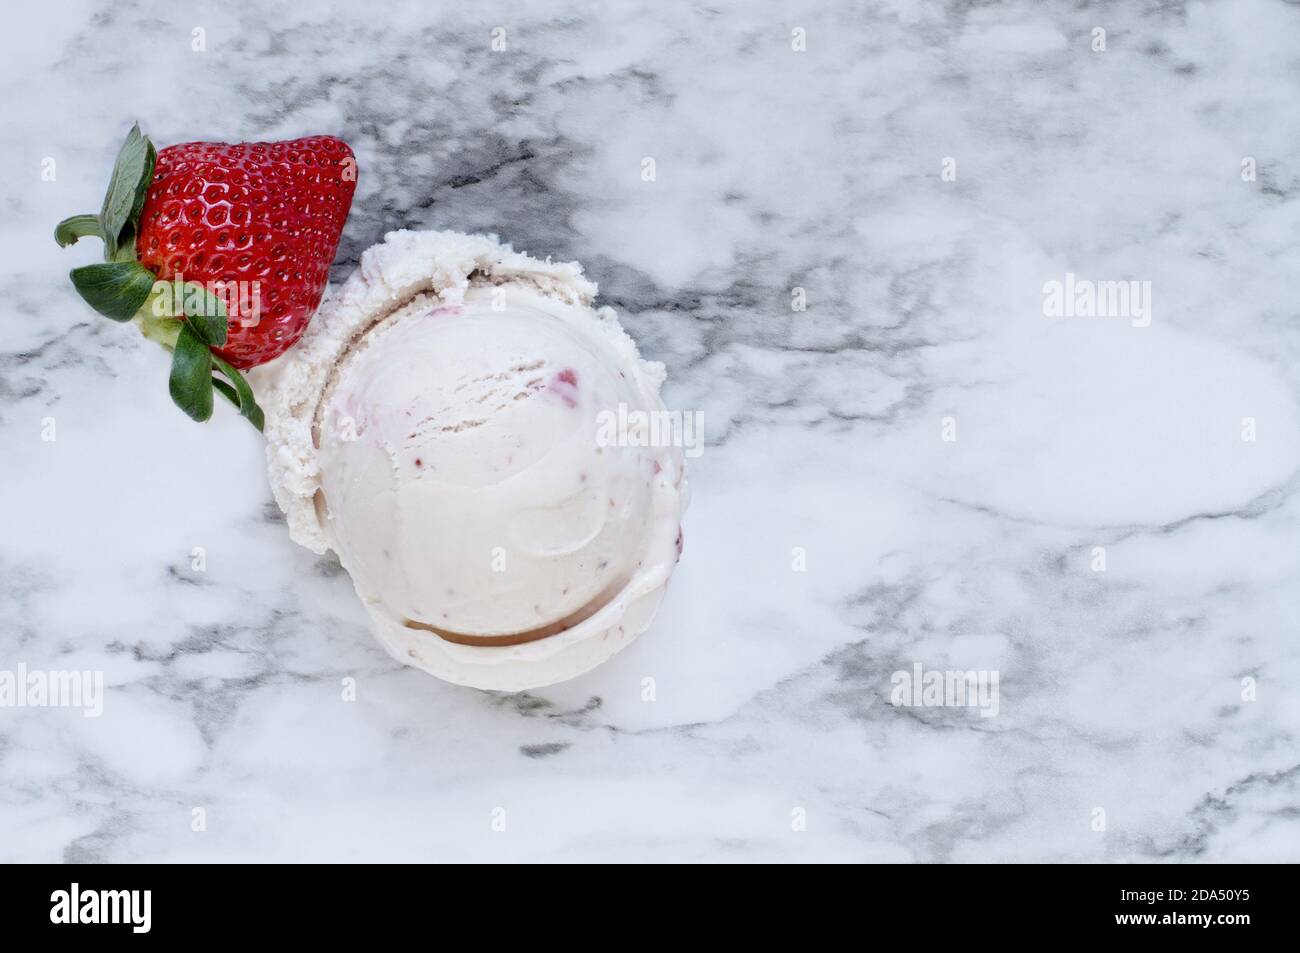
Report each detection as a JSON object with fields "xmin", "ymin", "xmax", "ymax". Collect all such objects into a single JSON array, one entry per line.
[{"xmin": 262, "ymin": 230, "xmax": 687, "ymax": 691}]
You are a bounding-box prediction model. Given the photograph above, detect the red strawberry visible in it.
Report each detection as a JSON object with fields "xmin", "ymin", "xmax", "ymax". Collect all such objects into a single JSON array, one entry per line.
[
  {"xmin": 137, "ymin": 136, "xmax": 356, "ymax": 368},
  {"xmin": 54, "ymin": 123, "xmax": 358, "ymax": 429}
]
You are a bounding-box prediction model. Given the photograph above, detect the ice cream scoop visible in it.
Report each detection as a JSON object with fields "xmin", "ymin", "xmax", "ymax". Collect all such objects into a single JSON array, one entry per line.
[{"xmin": 263, "ymin": 231, "xmax": 687, "ymax": 690}]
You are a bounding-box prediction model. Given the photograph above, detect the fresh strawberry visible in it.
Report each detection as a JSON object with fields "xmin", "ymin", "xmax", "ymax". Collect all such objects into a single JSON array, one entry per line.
[
  {"xmin": 54, "ymin": 123, "xmax": 358, "ymax": 429},
  {"xmin": 136, "ymin": 136, "xmax": 356, "ymax": 368}
]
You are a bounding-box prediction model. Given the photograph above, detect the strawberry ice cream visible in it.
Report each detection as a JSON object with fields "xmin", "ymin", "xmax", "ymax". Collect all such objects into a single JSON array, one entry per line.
[{"xmin": 262, "ymin": 230, "xmax": 687, "ymax": 690}]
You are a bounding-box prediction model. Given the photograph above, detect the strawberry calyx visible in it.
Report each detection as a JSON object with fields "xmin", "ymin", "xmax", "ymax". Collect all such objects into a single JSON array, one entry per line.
[{"xmin": 53, "ymin": 123, "xmax": 264, "ymax": 431}]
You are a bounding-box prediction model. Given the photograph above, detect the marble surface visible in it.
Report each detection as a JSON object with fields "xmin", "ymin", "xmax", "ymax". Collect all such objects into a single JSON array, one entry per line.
[{"xmin": 2, "ymin": 0, "xmax": 1299, "ymax": 862}]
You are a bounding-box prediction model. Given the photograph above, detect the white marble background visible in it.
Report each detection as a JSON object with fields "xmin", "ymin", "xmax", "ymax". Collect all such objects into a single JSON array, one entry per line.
[{"xmin": 2, "ymin": 0, "xmax": 1298, "ymax": 862}]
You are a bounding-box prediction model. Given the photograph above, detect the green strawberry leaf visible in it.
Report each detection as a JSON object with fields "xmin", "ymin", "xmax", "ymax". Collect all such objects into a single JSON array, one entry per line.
[
  {"xmin": 167, "ymin": 323, "xmax": 263, "ymax": 431},
  {"xmin": 110, "ymin": 233, "xmax": 139, "ymax": 264},
  {"xmin": 99, "ymin": 123, "xmax": 156, "ymax": 259},
  {"xmin": 211, "ymin": 353, "xmax": 265, "ymax": 431},
  {"xmin": 123, "ymin": 140, "xmax": 157, "ymax": 243},
  {"xmin": 178, "ymin": 282, "xmax": 229, "ymax": 347},
  {"xmin": 68, "ymin": 261, "xmax": 156, "ymax": 322},
  {"xmin": 211, "ymin": 379, "xmax": 239, "ymax": 404},
  {"xmin": 53, "ymin": 214, "xmax": 104, "ymax": 248},
  {"xmin": 168, "ymin": 323, "xmax": 214, "ymax": 422}
]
